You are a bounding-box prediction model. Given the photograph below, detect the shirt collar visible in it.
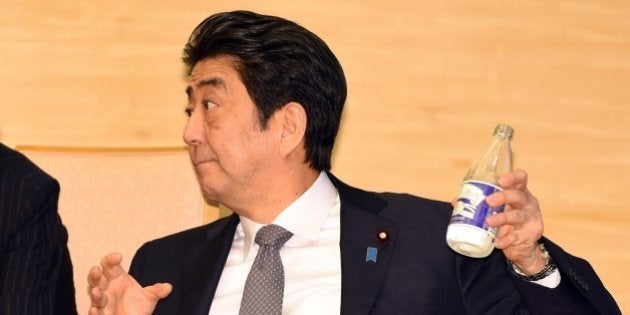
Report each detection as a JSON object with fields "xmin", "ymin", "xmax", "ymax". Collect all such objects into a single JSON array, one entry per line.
[{"xmin": 238, "ymin": 172, "xmax": 338, "ymax": 258}]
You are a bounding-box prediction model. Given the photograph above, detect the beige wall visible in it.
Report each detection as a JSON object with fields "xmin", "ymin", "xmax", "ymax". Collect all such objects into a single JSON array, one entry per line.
[{"xmin": 2, "ymin": 0, "xmax": 629, "ymax": 312}]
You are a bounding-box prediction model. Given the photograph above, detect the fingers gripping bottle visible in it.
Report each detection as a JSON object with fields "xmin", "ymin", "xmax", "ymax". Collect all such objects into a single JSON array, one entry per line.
[{"xmin": 446, "ymin": 124, "xmax": 514, "ymax": 258}]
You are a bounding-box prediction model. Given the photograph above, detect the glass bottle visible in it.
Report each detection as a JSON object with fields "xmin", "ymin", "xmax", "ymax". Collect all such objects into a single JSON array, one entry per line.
[{"xmin": 446, "ymin": 124, "xmax": 514, "ymax": 258}]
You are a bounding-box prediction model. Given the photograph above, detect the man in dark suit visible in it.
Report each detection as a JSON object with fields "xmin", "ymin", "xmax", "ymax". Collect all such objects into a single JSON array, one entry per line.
[
  {"xmin": 0, "ymin": 143, "xmax": 77, "ymax": 314},
  {"xmin": 87, "ymin": 11, "xmax": 620, "ymax": 314}
]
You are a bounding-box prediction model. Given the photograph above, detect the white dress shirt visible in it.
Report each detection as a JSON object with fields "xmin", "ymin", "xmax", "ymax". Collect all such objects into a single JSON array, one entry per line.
[{"xmin": 209, "ymin": 172, "xmax": 342, "ymax": 315}]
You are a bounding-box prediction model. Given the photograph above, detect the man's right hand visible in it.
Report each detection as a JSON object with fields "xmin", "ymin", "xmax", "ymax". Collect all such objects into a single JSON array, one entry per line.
[{"xmin": 87, "ymin": 253, "xmax": 172, "ymax": 315}]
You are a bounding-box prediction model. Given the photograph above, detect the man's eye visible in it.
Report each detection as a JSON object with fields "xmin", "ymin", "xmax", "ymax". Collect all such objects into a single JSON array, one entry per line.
[
  {"xmin": 202, "ymin": 100, "xmax": 216, "ymax": 110},
  {"xmin": 184, "ymin": 101, "xmax": 215, "ymax": 117}
]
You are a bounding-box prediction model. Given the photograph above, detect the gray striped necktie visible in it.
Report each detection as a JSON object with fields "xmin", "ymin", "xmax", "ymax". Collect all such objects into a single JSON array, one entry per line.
[{"xmin": 239, "ymin": 224, "xmax": 293, "ymax": 315}]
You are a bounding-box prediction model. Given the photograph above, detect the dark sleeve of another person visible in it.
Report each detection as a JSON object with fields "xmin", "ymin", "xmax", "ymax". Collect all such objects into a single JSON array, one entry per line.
[{"xmin": 0, "ymin": 171, "xmax": 77, "ymax": 315}]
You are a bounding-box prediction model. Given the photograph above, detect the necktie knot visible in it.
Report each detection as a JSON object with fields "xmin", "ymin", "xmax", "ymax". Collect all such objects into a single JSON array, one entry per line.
[{"xmin": 255, "ymin": 224, "xmax": 293, "ymax": 248}]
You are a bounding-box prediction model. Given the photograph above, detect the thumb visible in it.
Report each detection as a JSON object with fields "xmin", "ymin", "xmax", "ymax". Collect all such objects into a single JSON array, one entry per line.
[
  {"xmin": 145, "ymin": 283, "xmax": 173, "ymax": 301},
  {"xmin": 450, "ymin": 198, "xmax": 457, "ymax": 207}
]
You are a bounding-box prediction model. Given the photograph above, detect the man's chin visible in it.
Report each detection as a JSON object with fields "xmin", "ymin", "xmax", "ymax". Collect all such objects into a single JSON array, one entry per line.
[
  {"xmin": 200, "ymin": 184, "xmax": 221, "ymax": 206},
  {"xmin": 202, "ymin": 196, "xmax": 220, "ymax": 207}
]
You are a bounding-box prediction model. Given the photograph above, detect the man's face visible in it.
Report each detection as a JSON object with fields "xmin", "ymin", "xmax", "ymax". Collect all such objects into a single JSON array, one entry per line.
[{"xmin": 183, "ymin": 56, "xmax": 280, "ymax": 209}]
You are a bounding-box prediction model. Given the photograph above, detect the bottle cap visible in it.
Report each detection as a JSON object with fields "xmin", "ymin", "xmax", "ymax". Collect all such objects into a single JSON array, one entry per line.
[{"xmin": 494, "ymin": 124, "xmax": 514, "ymax": 140}]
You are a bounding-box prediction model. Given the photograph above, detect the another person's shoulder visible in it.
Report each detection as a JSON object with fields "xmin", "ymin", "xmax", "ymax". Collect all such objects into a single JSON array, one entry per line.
[
  {"xmin": 0, "ymin": 143, "xmax": 60, "ymax": 233},
  {"xmin": 0, "ymin": 144, "xmax": 59, "ymax": 211},
  {"xmin": 0, "ymin": 143, "xmax": 57, "ymax": 187}
]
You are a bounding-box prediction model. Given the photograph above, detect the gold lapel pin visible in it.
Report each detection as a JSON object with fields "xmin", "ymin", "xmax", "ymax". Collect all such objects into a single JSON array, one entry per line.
[{"xmin": 376, "ymin": 230, "xmax": 389, "ymax": 242}]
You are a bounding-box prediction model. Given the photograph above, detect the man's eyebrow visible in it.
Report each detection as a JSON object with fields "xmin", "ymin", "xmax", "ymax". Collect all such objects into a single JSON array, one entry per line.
[
  {"xmin": 185, "ymin": 77, "xmax": 226, "ymax": 100},
  {"xmin": 198, "ymin": 77, "xmax": 226, "ymax": 89}
]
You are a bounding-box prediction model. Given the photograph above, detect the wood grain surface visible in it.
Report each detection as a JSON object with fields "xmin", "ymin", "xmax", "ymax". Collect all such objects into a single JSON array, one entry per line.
[{"xmin": 1, "ymin": 1, "xmax": 628, "ymax": 312}]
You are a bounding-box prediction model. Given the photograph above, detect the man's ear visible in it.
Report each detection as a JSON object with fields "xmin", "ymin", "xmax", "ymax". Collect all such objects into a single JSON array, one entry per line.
[{"xmin": 279, "ymin": 102, "xmax": 307, "ymax": 157}]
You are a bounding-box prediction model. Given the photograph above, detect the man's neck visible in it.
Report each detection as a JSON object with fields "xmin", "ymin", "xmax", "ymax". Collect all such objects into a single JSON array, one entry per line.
[{"xmin": 232, "ymin": 168, "xmax": 320, "ymax": 224}]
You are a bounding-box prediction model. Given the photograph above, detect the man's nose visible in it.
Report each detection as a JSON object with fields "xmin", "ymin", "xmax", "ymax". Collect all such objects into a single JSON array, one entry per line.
[{"xmin": 183, "ymin": 108, "xmax": 204, "ymax": 146}]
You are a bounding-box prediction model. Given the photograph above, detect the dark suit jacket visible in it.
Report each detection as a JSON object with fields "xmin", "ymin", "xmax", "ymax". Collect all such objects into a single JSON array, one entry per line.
[
  {"xmin": 130, "ymin": 173, "xmax": 620, "ymax": 314},
  {"xmin": 0, "ymin": 144, "xmax": 77, "ymax": 315}
]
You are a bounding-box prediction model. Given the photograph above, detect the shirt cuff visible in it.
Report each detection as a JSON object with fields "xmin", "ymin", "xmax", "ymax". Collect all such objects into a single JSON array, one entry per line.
[
  {"xmin": 530, "ymin": 268, "xmax": 561, "ymax": 288},
  {"xmin": 508, "ymin": 243, "xmax": 560, "ymax": 288}
]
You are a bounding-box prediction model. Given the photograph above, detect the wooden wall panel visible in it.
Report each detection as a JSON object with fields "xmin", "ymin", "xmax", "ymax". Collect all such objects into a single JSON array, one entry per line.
[{"xmin": 1, "ymin": 0, "xmax": 628, "ymax": 312}]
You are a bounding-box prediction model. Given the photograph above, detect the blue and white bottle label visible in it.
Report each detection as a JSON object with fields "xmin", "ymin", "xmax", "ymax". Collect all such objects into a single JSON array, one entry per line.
[{"xmin": 450, "ymin": 180, "xmax": 504, "ymax": 234}]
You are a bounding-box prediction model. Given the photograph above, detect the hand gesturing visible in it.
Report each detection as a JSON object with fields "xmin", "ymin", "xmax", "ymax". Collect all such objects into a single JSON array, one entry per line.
[{"xmin": 87, "ymin": 253, "xmax": 172, "ymax": 315}]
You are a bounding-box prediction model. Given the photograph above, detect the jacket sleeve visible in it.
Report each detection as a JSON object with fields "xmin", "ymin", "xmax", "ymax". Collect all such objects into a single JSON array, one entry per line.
[{"xmin": 507, "ymin": 237, "xmax": 621, "ymax": 314}]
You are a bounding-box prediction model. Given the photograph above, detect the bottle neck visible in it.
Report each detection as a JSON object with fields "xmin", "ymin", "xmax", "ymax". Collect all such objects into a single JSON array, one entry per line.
[{"xmin": 464, "ymin": 135, "xmax": 513, "ymax": 184}]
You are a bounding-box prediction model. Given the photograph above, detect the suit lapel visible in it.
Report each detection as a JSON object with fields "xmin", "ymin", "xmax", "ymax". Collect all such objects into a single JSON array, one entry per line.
[
  {"xmin": 329, "ymin": 174, "xmax": 399, "ymax": 315},
  {"xmin": 179, "ymin": 214, "xmax": 240, "ymax": 315}
]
